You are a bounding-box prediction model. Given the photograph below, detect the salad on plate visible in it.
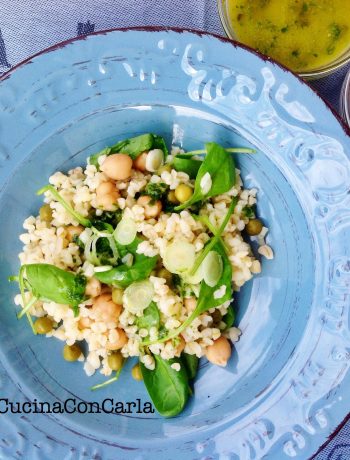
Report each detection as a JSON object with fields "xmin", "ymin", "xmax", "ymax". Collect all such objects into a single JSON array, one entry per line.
[{"xmin": 11, "ymin": 133, "xmax": 273, "ymax": 417}]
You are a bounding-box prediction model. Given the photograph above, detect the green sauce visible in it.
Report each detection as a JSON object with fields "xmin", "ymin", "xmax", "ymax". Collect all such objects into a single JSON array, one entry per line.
[{"xmin": 228, "ymin": 0, "xmax": 350, "ymax": 71}]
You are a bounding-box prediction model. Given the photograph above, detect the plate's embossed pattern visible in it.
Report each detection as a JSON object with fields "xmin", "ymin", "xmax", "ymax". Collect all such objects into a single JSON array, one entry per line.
[
  {"xmin": 0, "ymin": 29, "xmax": 349, "ymax": 460},
  {"xmin": 180, "ymin": 38, "xmax": 350, "ymax": 458}
]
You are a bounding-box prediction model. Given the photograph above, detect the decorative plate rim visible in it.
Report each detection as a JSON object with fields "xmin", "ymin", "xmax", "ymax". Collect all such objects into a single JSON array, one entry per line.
[
  {"xmin": 1, "ymin": 25, "xmax": 349, "ymax": 139},
  {"xmin": 0, "ymin": 27, "xmax": 349, "ymax": 459}
]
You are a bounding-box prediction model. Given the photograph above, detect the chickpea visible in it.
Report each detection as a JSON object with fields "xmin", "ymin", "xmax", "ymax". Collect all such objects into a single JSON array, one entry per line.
[
  {"xmin": 246, "ymin": 218, "xmax": 263, "ymax": 236},
  {"xmin": 85, "ymin": 277, "xmax": 102, "ymax": 298},
  {"xmin": 63, "ymin": 344, "xmax": 82, "ymax": 362},
  {"xmin": 156, "ymin": 268, "xmax": 173, "ymax": 286},
  {"xmin": 96, "ymin": 181, "xmax": 120, "ymax": 211},
  {"xmin": 106, "ymin": 328, "xmax": 128, "ymax": 350},
  {"xmin": 175, "ymin": 184, "xmax": 193, "ymax": 203},
  {"xmin": 131, "ymin": 363, "xmax": 143, "ymax": 381},
  {"xmin": 39, "ymin": 204, "xmax": 52, "ymax": 223},
  {"xmin": 133, "ymin": 152, "xmax": 148, "ymax": 172},
  {"xmin": 184, "ymin": 297, "xmax": 197, "ymax": 312},
  {"xmin": 137, "ymin": 195, "xmax": 162, "ymax": 219},
  {"xmin": 107, "ymin": 351, "xmax": 124, "ymax": 371},
  {"xmin": 112, "ymin": 287, "xmax": 124, "ymax": 305},
  {"xmin": 157, "ymin": 164, "xmax": 172, "ymax": 175},
  {"xmin": 205, "ymin": 336, "xmax": 231, "ymax": 367},
  {"xmin": 65, "ymin": 225, "xmax": 84, "ymax": 242},
  {"xmin": 78, "ymin": 316, "xmax": 91, "ymax": 330},
  {"xmin": 34, "ymin": 317, "xmax": 54, "ymax": 334},
  {"xmin": 167, "ymin": 190, "xmax": 178, "ymax": 204},
  {"xmin": 96, "ymin": 181, "xmax": 117, "ymax": 196},
  {"xmin": 100, "ymin": 153, "xmax": 133, "ymax": 181},
  {"xmin": 91, "ymin": 293, "xmax": 122, "ymax": 322}
]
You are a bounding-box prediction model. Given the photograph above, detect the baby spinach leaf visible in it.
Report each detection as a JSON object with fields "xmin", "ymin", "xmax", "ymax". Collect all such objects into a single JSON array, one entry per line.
[
  {"xmin": 172, "ymin": 155, "xmax": 202, "ymax": 178},
  {"xmin": 89, "ymin": 133, "xmax": 168, "ymax": 167},
  {"xmin": 141, "ymin": 355, "xmax": 190, "ymax": 417},
  {"xmin": 115, "ymin": 236, "xmax": 143, "ymax": 258},
  {"xmin": 177, "ymin": 147, "xmax": 255, "ymax": 157},
  {"xmin": 194, "ymin": 242, "xmax": 232, "ymax": 314},
  {"xmin": 95, "ymin": 255, "xmax": 157, "ymax": 287},
  {"xmin": 175, "ymin": 143, "xmax": 235, "ymax": 211},
  {"xmin": 151, "ymin": 135, "xmax": 169, "ymax": 158},
  {"xmin": 111, "ymin": 133, "xmax": 154, "ymax": 159},
  {"xmin": 88, "ymin": 147, "xmax": 112, "ymax": 168},
  {"xmin": 95, "ymin": 237, "xmax": 157, "ymax": 287},
  {"xmin": 182, "ymin": 353, "xmax": 199, "ymax": 380},
  {"xmin": 136, "ymin": 301, "xmax": 160, "ymax": 330},
  {"xmin": 21, "ymin": 264, "xmax": 86, "ymax": 316},
  {"xmin": 222, "ymin": 304, "xmax": 236, "ymax": 330}
]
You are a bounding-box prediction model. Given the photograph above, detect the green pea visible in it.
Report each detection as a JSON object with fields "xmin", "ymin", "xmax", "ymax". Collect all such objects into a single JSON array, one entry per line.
[
  {"xmin": 63, "ymin": 344, "xmax": 82, "ymax": 362},
  {"xmin": 112, "ymin": 288, "xmax": 124, "ymax": 305},
  {"xmin": 107, "ymin": 352, "xmax": 123, "ymax": 371},
  {"xmin": 246, "ymin": 218, "xmax": 263, "ymax": 236},
  {"xmin": 174, "ymin": 184, "xmax": 193, "ymax": 203},
  {"xmin": 167, "ymin": 190, "xmax": 178, "ymax": 204},
  {"xmin": 34, "ymin": 316, "xmax": 54, "ymax": 334},
  {"xmin": 39, "ymin": 204, "xmax": 53, "ymax": 223},
  {"xmin": 131, "ymin": 363, "xmax": 143, "ymax": 381}
]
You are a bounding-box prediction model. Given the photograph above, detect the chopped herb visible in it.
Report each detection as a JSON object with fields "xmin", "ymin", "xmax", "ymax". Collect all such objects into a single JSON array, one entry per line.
[
  {"xmin": 302, "ymin": 2, "xmax": 308, "ymax": 13},
  {"xmin": 143, "ymin": 182, "xmax": 168, "ymax": 202},
  {"xmin": 72, "ymin": 234, "xmax": 85, "ymax": 250},
  {"xmin": 242, "ymin": 205, "xmax": 256, "ymax": 219},
  {"xmin": 330, "ymin": 23, "xmax": 341, "ymax": 39},
  {"xmin": 91, "ymin": 210, "xmax": 122, "ymax": 228},
  {"xmin": 281, "ymin": 26, "xmax": 288, "ymax": 33}
]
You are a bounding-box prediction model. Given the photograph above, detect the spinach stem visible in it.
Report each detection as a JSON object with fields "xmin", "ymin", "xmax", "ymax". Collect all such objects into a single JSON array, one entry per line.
[
  {"xmin": 178, "ymin": 147, "xmax": 255, "ymax": 157},
  {"xmin": 17, "ymin": 295, "xmax": 38, "ymax": 319},
  {"xmin": 142, "ymin": 198, "xmax": 237, "ymax": 347},
  {"xmin": 193, "ymin": 215, "xmax": 229, "ymax": 254},
  {"xmin": 90, "ymin": 360, "xmax": 126, "ymax": 391},
  {"xmin": 18, "ymin": 266, "xmax": 37, "ymax": 333},
  {"xmin": 142, "ymin": 310, "xmax": 197, "ymax": 346},
  {"xmin": 37, "ymin": 185, "xmax": 91, "ymax": 227},
  {"xmin": 19, "ymin": 266, "xmax": 27, "ymax": 310},
  {"xmin": 26, "ymin": 313, "xmax": 36, "ymax": 335},
  {"xmin": 189, "ymin": 197, "xmax": 237, "ymax": 275}
]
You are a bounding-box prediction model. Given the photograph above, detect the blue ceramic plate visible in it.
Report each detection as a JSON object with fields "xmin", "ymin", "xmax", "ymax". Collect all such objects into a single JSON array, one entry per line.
[{"xmin": 0, "ymin": 28, "xmax": 350, "ymax": 460}]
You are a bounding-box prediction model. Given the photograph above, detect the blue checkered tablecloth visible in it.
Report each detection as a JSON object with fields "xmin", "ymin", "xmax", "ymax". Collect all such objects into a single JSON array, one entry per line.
[{"xmin": 0, "ymin": 1, "xmax": 349, "ymax": 459}]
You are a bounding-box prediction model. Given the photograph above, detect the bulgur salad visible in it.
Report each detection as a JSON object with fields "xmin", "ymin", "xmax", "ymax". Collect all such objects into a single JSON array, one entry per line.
[{"xmin": 11, "ymin": 133, "xmax": 273, "ymax": 417}]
